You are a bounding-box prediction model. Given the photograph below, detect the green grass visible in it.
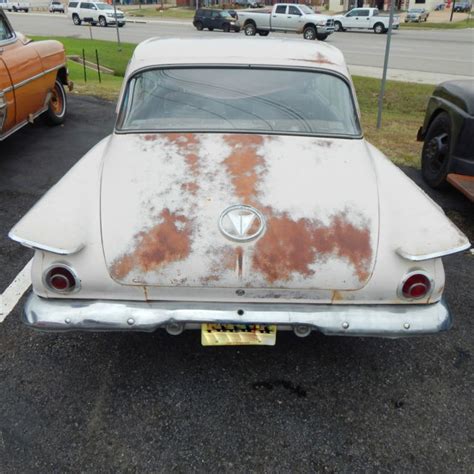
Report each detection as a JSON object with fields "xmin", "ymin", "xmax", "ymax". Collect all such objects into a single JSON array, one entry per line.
[
  {"xmin": 353, "ymin": 76, "xmax": 433, "ymax": 168},
  {"xmin": 34, "ymin": 36, "xmax": 433, "ymax": 168},
  {"xmin": 32, "ymin": 36, "xmax": 135, "ymax": 77},
  {"xmin": 400, "ymin": 18, "xmax": 473, "ymax": 28},
  {"xmin": 125, "ymin": 7, "xmax": 196, "ymax": 19},
  {"xmin": 67, "ymin": 60, "xmax": 124, "ymax": 101}
]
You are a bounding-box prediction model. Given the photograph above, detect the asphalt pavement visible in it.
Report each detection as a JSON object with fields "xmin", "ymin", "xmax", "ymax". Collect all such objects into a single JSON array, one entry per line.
[
  {"xmin": 6, "ymin": 11, "xmax": 474, "ymax": 81},
  {"xmin": 0, "ymin": 96, "xmax": 473, "ymax": 472}
]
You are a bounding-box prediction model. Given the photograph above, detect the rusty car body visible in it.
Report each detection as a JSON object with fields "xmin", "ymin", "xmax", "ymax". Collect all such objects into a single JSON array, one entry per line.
[
  {"xmin": 0, "ymin": 9, "xmax": 69, "ymax": 141},
  {"xmin": 9, "ymin": 38, "xmax": 470, "ymax": 343}
]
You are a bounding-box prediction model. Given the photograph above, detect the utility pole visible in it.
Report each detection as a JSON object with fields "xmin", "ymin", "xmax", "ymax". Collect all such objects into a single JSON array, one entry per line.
[
  {"xmin": 376, "ymin": 0, "xmax": 396, "ymax": 129},
  {"xmin": 450, "ymin": 0, "xmax": 456, "ymax": 22}
]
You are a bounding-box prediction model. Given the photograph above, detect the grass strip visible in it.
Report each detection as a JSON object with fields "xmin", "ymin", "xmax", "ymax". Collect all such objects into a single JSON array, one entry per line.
[
  {"xmin": 400, "ymin": 18, "xmax": 473, "ymax": 29},
  {"xmin": 125, "ymin": 7, "xmax": 196, "ymax": 19}
]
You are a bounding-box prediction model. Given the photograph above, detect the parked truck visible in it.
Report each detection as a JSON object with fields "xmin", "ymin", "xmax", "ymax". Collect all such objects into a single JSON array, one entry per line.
[
  {"xmin": 237, "ymin": 3, "xmax": 335, "ymax": 41},
  {"xmin": 0, "ymin": 0, "xmax": 30, "ymax": 12},
  {"xmin": 332, "ymin": 8, "xmax": 400, "ymax": 34}
]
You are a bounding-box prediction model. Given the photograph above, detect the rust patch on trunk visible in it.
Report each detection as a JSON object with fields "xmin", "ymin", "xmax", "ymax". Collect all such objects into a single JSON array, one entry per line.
[
  {"xmin": 223, "ymin": 135, "xmax": 266, "ymax": 203},
  {"xmin": 164, "ymin": 133, "xmax": 200, "ymax": 149},
  {"xmin": 252, "ymin": 211, "xmax": 372, "ymax": 284},
  {"xmin": 185, "ymin": 153, "xmax": 199, "ymax": 176},
  {"xmin": 181, "ymin": 181, "xmax": 199, "ymax": 195},
  {"xmin": 111, "ymin": 209, "xmax": 192, "ymax": 279},
  {"xmin": 331, "ymin": 290, "xmax": 344, "ymax": 303},
  {"xmin": 165, "ymin": 133, "xmax": 201, "ymax": 191},
  {"xmin": 200, "ymin": 245, "xmax": 236, "ymax": 284},
  {"xmin": 142, "ymin": 134, "xmax": 158, "ymax": 142},
  {"xmin": 236, "ymin": 247, "xmax": 243, "ymax": 278}
]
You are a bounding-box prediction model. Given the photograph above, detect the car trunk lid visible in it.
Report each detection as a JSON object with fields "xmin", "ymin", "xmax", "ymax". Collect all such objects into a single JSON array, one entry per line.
[{"xmin": 100, "ymin": 133, "xmax": 379, "ymax": 291}]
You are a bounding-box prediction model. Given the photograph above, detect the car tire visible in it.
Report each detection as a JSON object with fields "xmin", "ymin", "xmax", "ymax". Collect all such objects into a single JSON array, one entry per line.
[
  {"xmin": 234, "ymin": 28, "xmax": 241, "ymax": 33},
  {"xmin": 46, "ymin": 80, "xmax": 67, "ymax": 126},
  {"xmin": 72, "ymin": 14, "xmax": 81, "ymax": 25},
  {"xmin": 223, "ymin": 23, "xmax": 230, "ymax": 32},
  {"xmin": 244, "ymin": 22, "xmax": 257, "ymax": 36},
  {"xmin": 118, "ymin": 23, "xmax": 124, "ymax": 27},
  {"xmin": 195, "ymin": 21, "xmax": 203, "ymax": 31},
  {"xmin": 334, "ymin": 21, "xmax": 344, "ymax": 32},
  {"xmin": 303, "ymin": 26, "xmax": 316, "ymax": 40},
  {"xmin": 258, "ymin": 30, "xmax": 269, "ymax": 36},
  {"xmin": 99, "ymin": 16, "xmax": 107, "ymax": 27},
  {"xmin": 373, "ymin": 22, "xmax": 385, "ymax": 34},
  {"xmin": 421, "ymin": 112, "xmax": 452, "ymax": 189},
  {"xmin": 316, "ymin": 33, "xmax": 328, "ymax": 41}
]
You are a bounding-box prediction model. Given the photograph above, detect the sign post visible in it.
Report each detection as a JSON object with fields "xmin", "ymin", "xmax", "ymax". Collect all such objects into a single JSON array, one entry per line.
[
  {"xmin": 376, "ymin": 0, "xmax": 396, "ymax": 129},
  {"xmin": 112, "ymin": 0, "xmax": 122, "ymax": 51}
]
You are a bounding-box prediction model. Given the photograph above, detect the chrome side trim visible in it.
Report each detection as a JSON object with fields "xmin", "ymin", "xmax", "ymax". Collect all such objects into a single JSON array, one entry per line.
[
  {"xmin": 12, "ymin": 64, "xmax": 65, "ymax": 91},
  {"xmin": 396, "ymin": 242, "xmax": 471, "ymax": 261},
  {"xmin": 23, "ymin": 293, "xmax": 452, "ymax": 338},
  {"xmin": 8, "ymin": 231, "xmax": 85, "ymax": 255},
  {"xmin": 0, "ymin": 105, "xmax": 48, "ymax": 141},
  {"xmin": 0, "ymin": 91, "xmax": 6, "ymax": 131}
]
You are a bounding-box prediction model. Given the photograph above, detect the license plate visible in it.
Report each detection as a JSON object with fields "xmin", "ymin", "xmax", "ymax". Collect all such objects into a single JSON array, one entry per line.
[{"xmin": 201, "ymin": 324, "xmax": 277, "ymax": 346}]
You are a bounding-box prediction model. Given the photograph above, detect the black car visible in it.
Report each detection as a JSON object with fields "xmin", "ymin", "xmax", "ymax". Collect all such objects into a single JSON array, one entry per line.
[
  {"xmin": 193, "ymin": 8, "xmax": 240, "ymax": 32},
  {"xmin": 418, "ymin": 80, "xmax": 474, "ymax": 201}
]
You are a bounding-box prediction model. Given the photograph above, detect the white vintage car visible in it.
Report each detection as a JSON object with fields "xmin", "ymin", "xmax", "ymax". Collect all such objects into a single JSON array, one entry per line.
[{"xmin": 9, "ymin": 38, "xmax": 470, "ymax": 346}]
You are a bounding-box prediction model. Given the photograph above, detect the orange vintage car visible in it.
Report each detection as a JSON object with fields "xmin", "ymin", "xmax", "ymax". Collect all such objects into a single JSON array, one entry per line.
[{"xmin": 0, "ymin": 9, "xmax": 70, "ymax": 141}]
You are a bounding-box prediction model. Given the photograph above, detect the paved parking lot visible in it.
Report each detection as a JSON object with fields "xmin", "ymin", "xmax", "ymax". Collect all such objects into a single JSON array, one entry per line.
[{"xmin": 0, "ymin": 96, "xmax": 473, "ymax": 472}]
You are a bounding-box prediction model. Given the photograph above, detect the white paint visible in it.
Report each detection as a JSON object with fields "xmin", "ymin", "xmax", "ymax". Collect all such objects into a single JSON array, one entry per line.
[{"xmin": 0, "ymin": 259, "xmax": 32, "ymax": 323}]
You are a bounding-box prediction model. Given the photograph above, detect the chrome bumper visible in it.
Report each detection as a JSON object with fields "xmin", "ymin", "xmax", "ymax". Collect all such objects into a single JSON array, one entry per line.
[
  {"xmin": 23, "ymin": 293, "xmax": 452, "ymax": 338},
  {"xmin": 317, "ymin": 26, "xmax": 335, "ymax": 34}
]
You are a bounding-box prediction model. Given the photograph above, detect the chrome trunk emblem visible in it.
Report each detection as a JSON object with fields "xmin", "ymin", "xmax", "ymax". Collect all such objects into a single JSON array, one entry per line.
[{"xmin": 219, "ymin": 205, "xmax": 266, "ymax": 242}]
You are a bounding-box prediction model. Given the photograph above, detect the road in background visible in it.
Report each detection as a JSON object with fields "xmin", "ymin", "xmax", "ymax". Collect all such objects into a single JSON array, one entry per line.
[
  {"xmin": 7, "ymin": 12, "xmax": 474, "ymax": 80},
  {"xmin": 0, "ymin": 95, "xmax": 473, "ymax": 472}
]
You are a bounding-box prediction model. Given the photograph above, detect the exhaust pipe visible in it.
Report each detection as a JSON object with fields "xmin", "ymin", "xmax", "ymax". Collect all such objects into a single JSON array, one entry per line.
[
  {"xmin": 294, "ymin": 325, "xmax": 312, "ymax": 338},
  {"xmin": 166, "ymin": 322, "xmax": 184, "ymax": 336}
]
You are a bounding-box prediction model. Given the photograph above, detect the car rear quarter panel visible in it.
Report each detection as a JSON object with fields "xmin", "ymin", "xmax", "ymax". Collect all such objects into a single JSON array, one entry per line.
[{"xmin": 31, "ymin": 39, "xmax": 66, "ymax": 73}]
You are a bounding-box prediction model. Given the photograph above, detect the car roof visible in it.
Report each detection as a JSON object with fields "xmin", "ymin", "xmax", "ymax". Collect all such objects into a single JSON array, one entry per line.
[{"xmin": 128, "ymin": 38, "xmax": 349, "ymax": 78}]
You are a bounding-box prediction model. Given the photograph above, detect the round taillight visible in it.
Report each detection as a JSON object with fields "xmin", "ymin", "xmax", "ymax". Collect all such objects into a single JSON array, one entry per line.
[
  {"xmin": 45, "ymin": 266, "xmax": 77, "ymax": 293},
  {"xmin": 401, "ymin": 273, "xmax": 431, "ymax": 300}
]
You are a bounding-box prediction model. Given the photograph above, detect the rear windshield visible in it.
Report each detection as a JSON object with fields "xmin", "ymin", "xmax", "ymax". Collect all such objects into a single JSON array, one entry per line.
[{"xmin": 118, "ymin": 68, "xmax": 360, "ymax": 138}]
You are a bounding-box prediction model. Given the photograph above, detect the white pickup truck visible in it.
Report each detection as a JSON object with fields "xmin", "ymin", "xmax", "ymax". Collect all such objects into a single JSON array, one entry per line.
[
  {"xmin": 237, "ymin": 3, "xmax": 335, "ymax": 41},
  {"xmin": 0, "ymin": 0, "xmax": 30, "ymax": 12},
  {"xmin": 333, "ymin": 8, "xmax": 400, "ymax": 34}
]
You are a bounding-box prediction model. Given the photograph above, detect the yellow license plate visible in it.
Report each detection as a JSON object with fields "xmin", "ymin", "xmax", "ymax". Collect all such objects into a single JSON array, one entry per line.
[{"xmin": 201, "ymin": 324, "xmax": 277, "ymax": 346}]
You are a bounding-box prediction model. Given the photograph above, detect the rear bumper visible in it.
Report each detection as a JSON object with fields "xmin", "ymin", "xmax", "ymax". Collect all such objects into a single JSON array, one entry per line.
[{"xmin": 23, "ymin": 293, "xmax": 452, "ymax": 338}]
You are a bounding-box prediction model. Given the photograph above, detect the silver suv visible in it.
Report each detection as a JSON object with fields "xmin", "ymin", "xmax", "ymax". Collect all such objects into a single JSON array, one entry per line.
[{"xmin": 68, "ymin": 1, "xmax": 125, "ymax": 27}]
